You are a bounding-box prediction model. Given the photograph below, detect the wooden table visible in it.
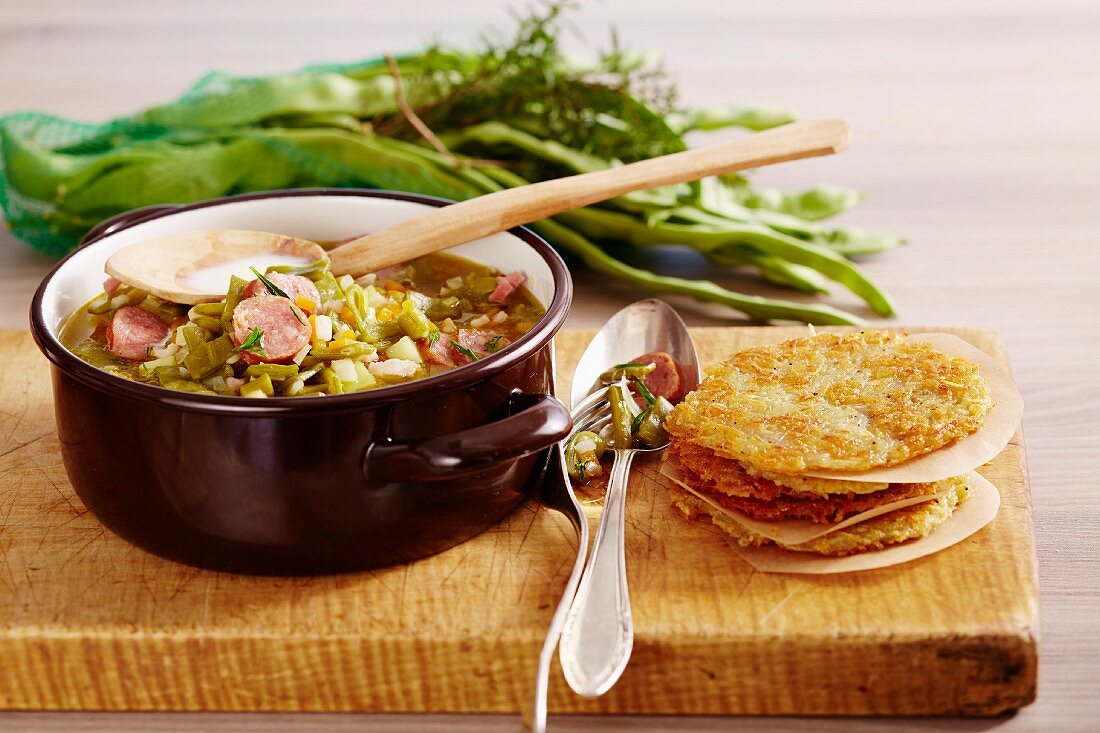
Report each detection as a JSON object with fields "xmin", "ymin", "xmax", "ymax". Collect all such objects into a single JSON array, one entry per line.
[{"xmin": 0, "ymin": 0, "xmax": 1097, "ymax": 730}]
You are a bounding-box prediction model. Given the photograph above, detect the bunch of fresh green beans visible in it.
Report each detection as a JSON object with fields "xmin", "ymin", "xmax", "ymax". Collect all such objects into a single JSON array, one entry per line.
[{"xmin": 0, "ymin": 3, "xmax": 903, "ymax": 324}]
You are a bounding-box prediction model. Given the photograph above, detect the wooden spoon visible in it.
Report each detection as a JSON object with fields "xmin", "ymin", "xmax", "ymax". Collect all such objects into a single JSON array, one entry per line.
[{"xmin": 106, "ymin": 119, "xmax": 849, "ymax": 303}]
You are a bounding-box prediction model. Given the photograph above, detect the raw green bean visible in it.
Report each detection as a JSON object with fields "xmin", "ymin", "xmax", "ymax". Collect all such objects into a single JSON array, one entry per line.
[
  {"xmin": 555, "ymin": 207, "xmax": 896, "ymax": 317},
  {"xmin": 532, "ymin": 218, "xmax": 867, "ymax": 326}
]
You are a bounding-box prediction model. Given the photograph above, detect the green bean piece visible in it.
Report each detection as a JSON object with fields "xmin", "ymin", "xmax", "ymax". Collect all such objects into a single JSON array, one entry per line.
[
  {"xmin": 189, "ymin": 315, "xmax": 223, "ymax": 333},
  {"xmin": 266, "ymin": 259, "xmax": 330, "ymax": 281},
  {"xmin": 426, "ymin": 296, "xmax": 461, "ymax": 319},
  {"xmin": 343, "ymin": 285, "xmax": 370, "ymax": 337},
  {"xmin": 179, "ymin": 323, "xmax": 210, "ymax": 353},
  {"xmin": 153, "ymin": 365, "xmax": 185, "ymax": 386},
  {"xmin": 192, "ymin": 302, "xmax": 225, "ymax": 317},
  {"xmin": 162, "ymin": 380, "xmax": 215, "ymax": 395},
  {"xmin": 360, "ymin": 321, "xmax": 402, "ymax": 343},
  {"xmin": 320, "ymin": 367, "xmax": 345, "ymax": 395},
  {"xmin": 221, "ymin": 275, "xmax": 248, "ymax": 331},
  {"xmin": 608, "ymin": 383, "xmax": 634, "ymax": 450},
  {"xmin": 85, "ymin": 294, "xmax": 114, "ymax": 315},
  {"xmin": 245, "ymin": 363, "xmax": 299, "ymax": 382},
  {"xmin": 240, "ymin": 373, "xmax": 275, "ymax": 398},
  {"xmin": 397, "ymin": 308, "xmax": 432, "ymax": 340},
  {"xmin": 294, "ymin": 384, "xmax": 329, "ymax": 396},
  {"xmin": 314, "ymin": 271, "xmax": 343, "ymax": 303},
  {"xmin": 652, "ymin": 396, "xmax": 675, "ymax": 420},
  {"xmin": 308, "ymin": 342, "xmax": 376, "ymax": 360},
  {"xmin": 634, "ymin": 409, "xmax": 669, "ymax": 448},
  {"xmin": 564, "ymin": 430, "xmax": 609, "ymax": 483},
  {"xmin": 183, "ymin": 334, "xmax": 236, "ymax": 380}
]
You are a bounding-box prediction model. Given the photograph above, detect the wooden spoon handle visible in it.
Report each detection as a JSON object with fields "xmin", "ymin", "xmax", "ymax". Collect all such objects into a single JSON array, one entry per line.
[{"xmin": 328, "ymin": 119, "xmax": 850, "ymax": 275}]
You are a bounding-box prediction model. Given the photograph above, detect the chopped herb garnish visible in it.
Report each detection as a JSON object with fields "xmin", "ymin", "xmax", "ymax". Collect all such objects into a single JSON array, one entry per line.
[
  {"xmin": 450, "ymin": 339, "xmax": 479, "ymax": 361},
  {"xmin": 250, "ymin": 267, "xmax": 290, "ymax": 298},
  {"xmin": 427, "ymin": 331, "xmax": 441, "ymax": 347},
  {"xmin": 613, "ymin": 362, "xmax": 646, "ymax": 369},
  {"xmin": 631, "ymin": 408, "xmax": 649, "ymax": 435},
  {"xmin": 236, "ymin": 327, "xmax": 267, "ymax": 357},
  {"xmin": 633, "ymin": 376, "xmax": 657, "ymax": 405},
  {"xmin": 484, "ymin": 335, "xmax": 505, "ymax": 352}
]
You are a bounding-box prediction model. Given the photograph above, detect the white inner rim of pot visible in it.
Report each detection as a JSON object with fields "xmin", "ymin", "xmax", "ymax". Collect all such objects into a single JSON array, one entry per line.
[{"xmin": 40, "ymin": 195, "xmax": 558, "ymax": 335}]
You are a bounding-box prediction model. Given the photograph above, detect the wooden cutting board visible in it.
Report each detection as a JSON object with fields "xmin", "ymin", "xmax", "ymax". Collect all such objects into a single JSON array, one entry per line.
[{"xmin": 0, "ymin": 326, "xmax": 1037, "ymax": 716}]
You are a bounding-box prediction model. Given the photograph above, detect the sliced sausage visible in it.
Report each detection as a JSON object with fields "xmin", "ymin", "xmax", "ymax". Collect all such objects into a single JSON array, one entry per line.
[
  {"xmin": 242, "ymin": 272, "xmax": 320, "ymax": 309},
  {"xmin": 106, "ymin": 306, "xmax": 170, "ymax": 360},
  {"xmin": 488, "ymin": 271, "xmax": 525, "ymax": 304},
  {"xmin": 418, "ymin": 335, "xmax": 455, "ymax": 366},
  {"xmin": 634, "ymin": 351, "xmax": 684, "ymax": 404},
  {"xmin": 231, "ymin": 296, "xmax": 310, "ymax": 364},
  {"xmin": 450, "ymin": 329, "xmax": 510, "ymax": 364}
]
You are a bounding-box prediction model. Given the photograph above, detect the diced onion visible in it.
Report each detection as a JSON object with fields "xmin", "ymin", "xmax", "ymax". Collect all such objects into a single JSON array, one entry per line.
[
  {"xmin": 338, "ymin": 274, "xmax": 355, "ymax": 290},
  {"xmin": 355, "ymin": 273, "xmax": 377, "ymax": 287},
  {"xmin": 491, "ymin": 311, "xmax": 509, "ymax": 325},
  {"xmin": 110, "ymin": 294, "xmax": 129, "ymax": 309},
  {"xmin": 312, "ymin": 314, "xmax": 333, "ymax": 342},
  {"xmin": 470, "ymin": 314, "xmax": 490, "ymax": 328},
  {"xmin": 574, "ymin": 437, "xmax": 597, "ymax": 454},
  {"xmin": 445, "ymin": 276, "xmax": 464, "ymax": 290},
  {"xmin": 292, "ymin": 342, "xmax": 311, "ymax": 365},
  {"xmin": 149, "ymin": 343, "xmax": 180, "ymax": 359},
  {"xmin": 286, "ymin": 379, "xmax": 305, "ymax": 396}
]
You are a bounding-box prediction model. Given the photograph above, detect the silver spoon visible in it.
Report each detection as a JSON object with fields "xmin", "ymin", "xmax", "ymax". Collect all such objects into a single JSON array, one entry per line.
[{"xmin": 557, "ymin": 299, "xmax": 701, "ymax": 698}]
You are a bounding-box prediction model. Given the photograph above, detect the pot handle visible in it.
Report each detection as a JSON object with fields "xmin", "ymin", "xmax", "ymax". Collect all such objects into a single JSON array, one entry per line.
[
  {"xmin": 363, "ymin": 392, "xmax": 572, "ymax": 483},
  {"xmin": 81, "ymin": 204, "xmax": 184, "ymax": 247}
]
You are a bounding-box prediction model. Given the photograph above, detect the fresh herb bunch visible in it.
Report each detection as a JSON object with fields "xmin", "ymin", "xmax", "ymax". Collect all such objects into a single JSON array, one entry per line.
[{"xmin": 0, "ymin": 1, "xmax": 904, "ymax": 324}]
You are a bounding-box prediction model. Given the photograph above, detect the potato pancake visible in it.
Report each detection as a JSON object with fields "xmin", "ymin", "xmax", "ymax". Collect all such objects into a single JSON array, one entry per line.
[
  {"xmin": 674, "ymin": 460, "xmax": 941, "ymax": 523},
  {"xmin": 666, "ymin": 331, "xmax": 992, "ymax": 473},
  {"xmin": 668, "ymin": 438, "xmax": 890, "ymax": 497},
  {"xmin": 669, "ymin": 476, "xmax": 969, "ymax": 556}
]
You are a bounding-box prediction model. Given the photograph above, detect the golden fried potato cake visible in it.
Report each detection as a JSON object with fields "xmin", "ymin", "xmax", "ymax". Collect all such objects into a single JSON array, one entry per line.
[
  {"xmin": 669, "ymin": 476, "xmax": 969, "ymax": 557},
  {"xmin": 666, "ymin": 330, "xmax": 992, "ymax": 474},
  {"xmin": 674, "ymin": 460, "xmax": 939, "ymax": 523},
  {"xmin": 668, "ymin": 438, "xmax": 890, "ymax": 497}
]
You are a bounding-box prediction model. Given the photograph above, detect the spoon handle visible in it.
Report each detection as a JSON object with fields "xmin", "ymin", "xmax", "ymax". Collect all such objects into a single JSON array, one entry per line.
[
  {"xmin": 558, "ymin": 448, "xmax": 637, "ymax": 697},
  {"xmin": 328, "ymin": 119, "xmax": 850, "ymax": 275}
]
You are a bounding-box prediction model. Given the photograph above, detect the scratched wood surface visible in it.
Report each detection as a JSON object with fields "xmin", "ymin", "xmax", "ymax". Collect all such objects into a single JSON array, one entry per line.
[{"xmin": 0, "ymin": 326, "xmax": 1036, "ymax": 716}]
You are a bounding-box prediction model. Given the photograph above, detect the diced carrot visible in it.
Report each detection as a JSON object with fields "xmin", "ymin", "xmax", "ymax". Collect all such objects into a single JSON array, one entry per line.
[
  {"xmin": 295, "ymin": 296, "xmax": 317, "ymax": 312},
  {"xmin": 384, "ymin": 279, "xmax": 407, "ymax": 292}
]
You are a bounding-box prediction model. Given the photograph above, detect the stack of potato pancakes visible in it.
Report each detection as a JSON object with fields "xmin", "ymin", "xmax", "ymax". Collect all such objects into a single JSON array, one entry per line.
[{"xmin": 664, "ymin": 330, "xmax": 993, "ymax": 556}]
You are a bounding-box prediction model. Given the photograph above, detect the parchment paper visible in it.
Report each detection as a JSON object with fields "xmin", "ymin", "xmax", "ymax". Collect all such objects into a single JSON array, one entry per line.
[
  {"xmin": 659, "ymin": 457, "xmax": 947, "ymax": 545},
  {"xmin": 727, "ymin": 471, "xmax": 1000, "ymax": 574},
  {"xmin": 800, "ymin": 333, "xmax": 1023, "ymax": 483}
]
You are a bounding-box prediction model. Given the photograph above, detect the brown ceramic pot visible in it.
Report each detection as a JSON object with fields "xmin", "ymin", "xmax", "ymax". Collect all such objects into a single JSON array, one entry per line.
[{"xmin": 30, "ymin": 189, "xmax": 573, "ymax": 575}]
